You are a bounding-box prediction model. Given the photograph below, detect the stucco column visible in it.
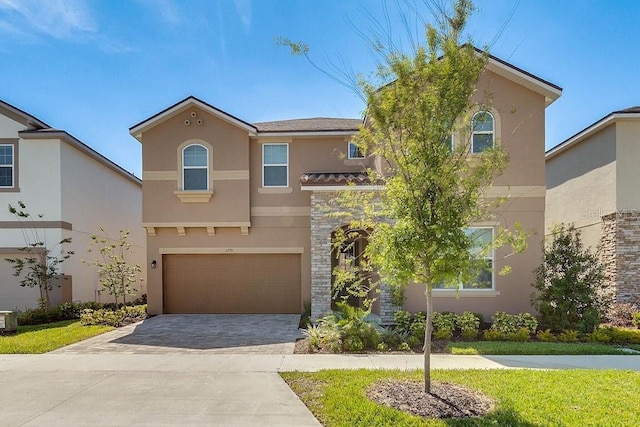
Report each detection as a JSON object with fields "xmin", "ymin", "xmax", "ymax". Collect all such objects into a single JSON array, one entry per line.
[{"xmin": 310, "ymin": 192, "xmax": 333, "ymax": 320}]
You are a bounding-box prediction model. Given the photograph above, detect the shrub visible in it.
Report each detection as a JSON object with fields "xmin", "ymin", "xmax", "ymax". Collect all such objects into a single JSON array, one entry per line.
[
  {"xmin": 491, "ymin": 312, "xmax": 537, "ymax": 335},
  {"xmin": 80, "ymin": 305, "xmax": 147, "ymax": 327},
  {"xmin": 633, "ymin": 312, "xmax": 640, "ymax": 328},
  {"xmin": 433, "ymin": 328, "xmax": 453, "ymax": 340},
  {"xmin": 536, "ymin": 329, "xmax": 557, "ymax": 342},
  {"xmin": 377, "ymin": 342, "xmax": 388, "ymax": 351},
  {"xmin": 605, "ymin": 303, "xmax": 639, "ymax": 327},
  {"xmin": 393, "ymin": 310, "xmax": 412, "ymax": 334},
  {"xmin": 483, "ymin": 329, "xmax": 505, "ymax": 341},
  {"xmin": 380, "ymin": 326, "xmax": 407, "ymax": 348},
  {"xmin": 398, "ymin": 342, "xmax": 411, "ymax": 352},
  {"xmin": 584, "ymin": 328, "xmax": 612, "ymax": 343},
  {"xmin": 607, "ymin": 327, "xmax": 640, "ymax": 345},
  {"xmin": 557, "ymin": 330, "xmax": 579, "ymax": 343},
  {"xmin": 532, "ymin": 224, "xmax": 612, "ymax": 333},
  {"xmin": 406, "ymin": 335, "xmax": 423, "ymax": 348},
  {"xmin": 309, "ymin": 303, "xmax": 381, "ymax": 352},
  {"xmin": 410, "ymin": 312, "xmax": 426, "ymax": 340},
  {"xmin": 506, "ymin": 328, "xmax": 531, "ymax": 342},
  {"xmin": 432, "ymin": 312, "xmax": 457, "ymax": 332},
  {"xmin": 457, "ymin": 311, "xmax": 480, "ymax": 340}
]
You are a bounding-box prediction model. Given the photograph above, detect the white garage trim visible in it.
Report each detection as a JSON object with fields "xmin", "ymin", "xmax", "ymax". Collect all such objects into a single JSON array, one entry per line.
[{"xmin": 159, "ymin": 247, "xmax": 304, "ymax": 255}]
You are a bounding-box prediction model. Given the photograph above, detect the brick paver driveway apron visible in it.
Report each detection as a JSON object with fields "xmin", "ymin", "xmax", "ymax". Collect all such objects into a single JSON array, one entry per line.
[{"xmin": 52, "ymin": 314, "xmax": 304, "ymax": 354}]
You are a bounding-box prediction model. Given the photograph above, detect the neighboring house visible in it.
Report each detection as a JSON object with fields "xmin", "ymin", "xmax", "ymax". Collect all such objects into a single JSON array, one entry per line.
[
  {"xmin": 131, "ymin": 52, "xmax": 560, "ymax": 322},
  {"xmin": 0, "ymin": 99, "xmax": 146, "ymax": 310},
  {"xmin": 546, "ymin": 107, "xmax": 640, "ymax": 303}
]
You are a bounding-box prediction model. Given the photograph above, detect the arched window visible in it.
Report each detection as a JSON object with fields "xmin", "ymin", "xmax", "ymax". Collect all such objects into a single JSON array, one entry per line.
[
  {"xmin": 471, "ymin": 111, "xmax": 494, "ymax": 153},
  {"xmin": 182, "ymin": 144, "xmax": 208, "ymax": 190}
]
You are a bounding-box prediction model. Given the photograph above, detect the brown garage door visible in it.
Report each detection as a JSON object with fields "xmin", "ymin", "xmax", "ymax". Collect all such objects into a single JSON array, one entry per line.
[{"xmin": 163, "ymin": 253, "xmax": 301, "ymax": 314}]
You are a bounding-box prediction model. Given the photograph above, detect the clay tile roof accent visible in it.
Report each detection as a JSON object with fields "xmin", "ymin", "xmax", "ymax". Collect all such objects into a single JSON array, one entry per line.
[
  {"xmin": 253, "ymin": 117, "xmax": 362, "ymax": 132},
  {"xmin": 300, "ymin": 171, "xmax": 376, "ymax": 186}
]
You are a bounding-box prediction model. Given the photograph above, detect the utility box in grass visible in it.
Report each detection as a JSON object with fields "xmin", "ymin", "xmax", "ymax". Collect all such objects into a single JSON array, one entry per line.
[{"xmin": 0, "ymin": 311, "xmax": 18, "ymax": 335}]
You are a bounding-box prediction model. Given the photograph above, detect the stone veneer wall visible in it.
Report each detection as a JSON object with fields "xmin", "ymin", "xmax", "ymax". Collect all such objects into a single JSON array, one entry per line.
[
  {"xmin": 309, "ymin": 191, "xmax": 394, "ymax": 323},
  {"xmin": 601, "ymin": 212, "xmax": 640, "ymax": 303}
]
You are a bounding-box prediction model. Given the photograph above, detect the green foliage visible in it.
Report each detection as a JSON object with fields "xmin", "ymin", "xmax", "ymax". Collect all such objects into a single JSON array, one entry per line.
[
  {"xmin": 482, "ymin": 329, "xmax": 505, "ymax": 341},
  {"xmin": 84, "ymin": 228, "xmax": 143, "ymax": 306},
  {"xmin": 0, "ymin": 320, "xmax": 114, "ymax": 354},
  {"xmin": 536, "ymin": 329, "xmax": 557, "ymax": 342},
  {"xmin": 456, "ymin": 311, "xmax": 480, "ymax": 340},
  {"xmin": 406, "ymin": 335, "xmax": 422, "ymax": 348},
  {"xmin": 506, "ymin": 328, "xmax": 531, "ymax": 342},
  {"xmin": 304, "ymin": 303, "xmax": 381, "ymax": 352},
  {"xmin": 80, "ymin": 305, "xmax": 147, "ymax": 327},
  {"xmin": 532, "ymin": 223, "xmax": 613, "ymax": 333},
  {"xmin": 432, "ymin": 312, "xmax": 457, "ymax": 333},
  {"xmin": 397, "ymin": 342, "xmax": 411, "ymax": 352},
  {"xmin": 557, "ymin": 330, "xmax": 580, "ymax": 343},
  {"xmin": 491, "ymin": 311, "xmax": 538, "ymax": 335},
  {"xmin": 282, "ymin": 369, "xmax": 640, "ymax": 426},
  {"xmin": 584, "ymin": 328, "xmax": 612, "ymax": 344},
  {"xmin": 433, "ymin": 328, "xmax": 452, "ymax": 340},
  {"xmin": 392, "ymin": 310, "xmax": 412, "ymax": 334},
  {"xmin": 5, "ymin": 201, "xmax": 74, "ymax": 309},
  {"xmin": 16, "ymin": 301, "xmax": 104, "ymax": 326},
  {"xmin": 633, "ymin": 312, "xmax": 640, "ymax": 328}
]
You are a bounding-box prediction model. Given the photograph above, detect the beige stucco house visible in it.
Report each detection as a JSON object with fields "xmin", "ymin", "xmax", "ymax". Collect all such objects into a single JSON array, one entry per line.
[
  {"xmin": 0, "ymin": 99, "xmax": 146, "ymax": 310},
  {"xmin": 131, "ymin": 52, "xmax": 560, "ymax": 322},
  {"xmin": 546, "ymin": 107, "xmax": 640, "ymax": 303}
]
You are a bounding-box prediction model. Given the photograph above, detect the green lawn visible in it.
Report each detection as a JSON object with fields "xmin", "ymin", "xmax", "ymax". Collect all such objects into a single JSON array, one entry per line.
[
  {"xmin": 0, "ymin": 320, "xmax": 114, "ymax": 353},
  {"xmin": 282, "ymin": 369, "xmax": 640, "ymax": 426},
  {"xmin": 445, "ymin": 340, "xmax": 635, "ymax": 355}
]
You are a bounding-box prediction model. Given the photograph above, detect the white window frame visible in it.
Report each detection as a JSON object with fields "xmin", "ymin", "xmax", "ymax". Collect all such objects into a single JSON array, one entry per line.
[
  {"xmin": 0, "ymin": 144, "xmax": 14, "ymax": 188},
  {"xmin": 262, "ymin": 143, "xmax": 289, "ymax": 187},
  {"xmin": 433, "ymin": 226, "xmax": 495, "ymax": 291},
  {"xmin": 347, "ymin": 140, "xmax": 365, "ymax": 159},
  {"xmin": 471, "ymin": 111, "xmax": 495, "ymax": 153},
  {"xmin": 182, "ymin": 144, "xmax": 209, "ymax": 191}
]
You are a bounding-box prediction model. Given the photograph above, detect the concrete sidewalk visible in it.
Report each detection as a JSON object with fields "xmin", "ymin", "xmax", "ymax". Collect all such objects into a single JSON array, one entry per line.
[{"xmin": 1, "ymin": 353, "xmax": 638, "ymax": 426}]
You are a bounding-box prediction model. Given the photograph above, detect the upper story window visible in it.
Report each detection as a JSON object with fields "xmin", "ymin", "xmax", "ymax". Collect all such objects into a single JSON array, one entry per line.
[
  {"xmin": 0, "ymin": 144, "xmax": 14, "ymax": 188},
  {"xmin": 471, "ymin": 111, "xmax": 494, "ymax": 153},
  {"xmin": 182, "ymin": 144, "xmax": 208, "ymax": 190},
  {"xmin": 348, "ymin": 141, "xmax": 365, "ymax": 159},
  {"xmin": 263, "ymin": 143, "xmax": 288, "ymax": 187}
]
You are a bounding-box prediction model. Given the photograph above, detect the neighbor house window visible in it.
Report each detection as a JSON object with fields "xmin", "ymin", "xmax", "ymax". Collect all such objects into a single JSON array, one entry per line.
[
  {"xmin": 433, "ymin": 227, "xmax": 494, "ymax": 290},
  {"xmin": 263, "ymin": 143, "xmax": 288, "ymax": 187},
  {"xmin": 471, "ymin": 111, "xmax": 494, "ymax": 153},
  {"xmin": 182, "ymin": 144, "xmax": 208, "ymax": 190},
  {"xmin": 0, "ymin": 145, "xmax": 13, "ymax": 188},
  {"xmin": 348, "ymin": 141, "xmax": 365, "ymax": 159}
]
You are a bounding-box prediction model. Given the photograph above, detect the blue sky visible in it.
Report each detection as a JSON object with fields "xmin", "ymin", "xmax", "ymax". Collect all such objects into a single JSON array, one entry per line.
[{"xmin": 1, "ymin": 0, "xmax": 639, "ymax": 177}]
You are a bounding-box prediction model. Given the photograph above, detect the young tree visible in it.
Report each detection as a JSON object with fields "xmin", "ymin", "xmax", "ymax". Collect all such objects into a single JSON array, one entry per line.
[
  {"xmin": 336, "ymin": 0, "xmax": 523, "ymax": 393},
  {"xmin": 84, "ymin": 228, "xmax": 142, "ymax": 306},
  {"xmin": 5, "ymin": 201, "xmax": 74, "ymax": 309},
  {"xmin": 532, "ymin": 223, "xmax": 613, "ymax": 333},
  {"xmin": 283, "ymin": 0, "xmax": 525, "ymax": 393}
]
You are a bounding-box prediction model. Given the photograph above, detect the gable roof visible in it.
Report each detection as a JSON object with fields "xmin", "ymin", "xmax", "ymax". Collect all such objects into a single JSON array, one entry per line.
[
  {"xmin": 482, "ymin": 49, "xmax": 562, "ymax": 107},
  {"xmin": 546, "ymin": 106, "xmax": 640, "ymax": 160},
  {"xmin": 0, "ymin": 99, "xmax": 50, "ymax": 129},
  {"xmin": 19, "ymin": 128, "xmax": 141, "ymax": 185},
  {"xmin": 129, "ymin": 96, "xmax": 258, "ymax": 140}
]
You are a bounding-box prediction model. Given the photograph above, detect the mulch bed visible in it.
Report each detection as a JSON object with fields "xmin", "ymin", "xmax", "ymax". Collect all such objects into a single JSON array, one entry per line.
[{"xmin": 367, "ymin": 379, "xmax": 494, "ymax": 419}]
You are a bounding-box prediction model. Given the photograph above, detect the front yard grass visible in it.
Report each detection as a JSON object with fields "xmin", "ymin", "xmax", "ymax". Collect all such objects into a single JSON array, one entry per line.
[
  {"xmin": 282, "ymin": 369, "xmax": 640, "ymax": 426},
  {"xmin": 445, "ymin": 340, "xmax": 636, "ymax": 355},
  {"xmin": 0, "ymin": 320, "xmax": 114, "ymax": 353}
]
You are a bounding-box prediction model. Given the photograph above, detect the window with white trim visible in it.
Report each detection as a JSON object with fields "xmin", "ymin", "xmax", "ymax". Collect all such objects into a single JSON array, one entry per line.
[
  {"xmin": 262, "ymin": 143, "xmax": 288, "ymax": 187},
  {"xmin": 433, "ymin": 227, "xmax": 494, "ymax": 290},
  {"xmin": 348, "ymin": 140, "xmax": 365, "ymax": 159},
  {"xmin": 0, "ymin": 145, "xmax": 14, "ymax": 188},
  {"xmin": 471, "ymin": 111, "xmax": 494, "ymax": 153},
  {"xmin": 182, "ymin": 144, "xmax": 208, "ymax": 190}
]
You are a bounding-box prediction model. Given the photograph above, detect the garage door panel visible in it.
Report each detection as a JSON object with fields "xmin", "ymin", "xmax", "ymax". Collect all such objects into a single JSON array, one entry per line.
[{"xmin": 163, "ymin": 254, "xmax": 301, "ymax": 314}]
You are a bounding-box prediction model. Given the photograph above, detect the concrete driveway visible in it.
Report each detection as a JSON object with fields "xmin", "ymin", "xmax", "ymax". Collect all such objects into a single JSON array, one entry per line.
[{"xmin": 52, "ymin": 314, "xmax": 304, "ymax": 354}]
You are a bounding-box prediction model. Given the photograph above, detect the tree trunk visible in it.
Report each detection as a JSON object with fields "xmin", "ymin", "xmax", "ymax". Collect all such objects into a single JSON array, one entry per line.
[{"xmin": 424, "ymin": 283, "xmax": 433, "ymax": 393}]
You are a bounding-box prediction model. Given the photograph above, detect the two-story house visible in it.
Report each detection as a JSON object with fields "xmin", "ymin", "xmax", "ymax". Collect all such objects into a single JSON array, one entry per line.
[
  {"xmin": 546, "ymin": 107, "xmax": 640, "ymax": 303},
  {"xmin": 0, "ymin": 99, "xmax": 146, "ymax": 310},
  {"xmin": 131, "ymin": 52, "xmax": 560, "ymax": 322}
]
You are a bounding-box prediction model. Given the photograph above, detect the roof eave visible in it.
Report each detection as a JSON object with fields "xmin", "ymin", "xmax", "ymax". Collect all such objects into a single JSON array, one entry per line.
[
  {"xmin": 0, "ymin": 100, "xmax": 50, "ymax": 129},
  {"xmin": 19, "ymin": 130, "xmax": 141, "ymax": 185},
  {"xmin": 129, "ymin": 96, "xmax": 258, "ymax": 141},
  {"xmin": 255, "ymin": 130, "xmax": 358, "ymax": 138},
  {"xmin": 485, "ymin": 56, "xmax": 562, "ymax": 107},
  {"xmin": 546, "ymin": 112, "xmax": 640, "ymax": 160}
]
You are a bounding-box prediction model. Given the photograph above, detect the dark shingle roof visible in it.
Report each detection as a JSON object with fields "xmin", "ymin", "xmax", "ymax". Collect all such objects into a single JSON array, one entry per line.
[{"xmin": 253, "ymin": 117, "xmax": 362, "ymax": 133}]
